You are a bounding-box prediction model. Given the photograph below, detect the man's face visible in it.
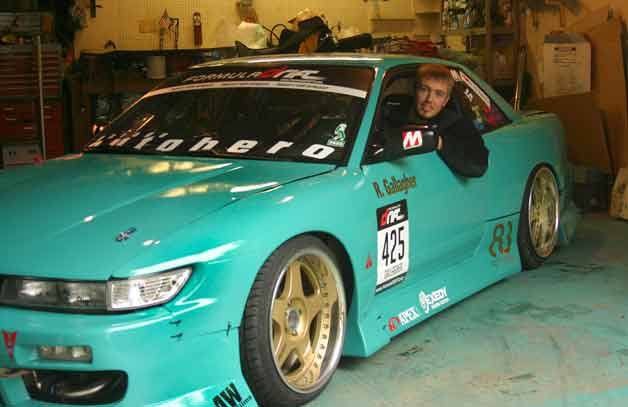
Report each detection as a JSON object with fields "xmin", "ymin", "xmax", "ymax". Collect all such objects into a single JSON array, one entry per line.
[{"xmin": 416, "ymin": 77, "xmax": 451, "ymax": 119}]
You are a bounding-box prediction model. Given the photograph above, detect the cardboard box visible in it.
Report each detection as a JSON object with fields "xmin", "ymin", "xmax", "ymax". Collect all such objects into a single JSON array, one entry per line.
[
  {"xmin": 529, "ymin": 93, "xmax": 611, "ymax": 174},
  {"xmin": 543, "ymin": 37, "xmax": 591, "ymax": 98},
  {"xmin": 610, "ymin": 167, "xmax": 628, "ymax": 220}
]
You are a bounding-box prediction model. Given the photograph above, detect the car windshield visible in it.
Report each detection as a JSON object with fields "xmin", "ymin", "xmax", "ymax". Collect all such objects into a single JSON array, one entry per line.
[{"xmin": 85, "ymin": 65, "xmax": 374, "ymax": 165}]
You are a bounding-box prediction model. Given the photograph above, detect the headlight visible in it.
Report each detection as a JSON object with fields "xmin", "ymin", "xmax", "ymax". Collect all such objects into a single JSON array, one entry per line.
[
  {"xmin": 0, "ymin": 267, "xmax": 191, "ymax": 312},
  {"xmin": 107, "ymin": 267, "xmax": 191, "ymax": 311},
  {"xmin": 0, "ymin": 278, "xmax": 107, "ymax": 311}
]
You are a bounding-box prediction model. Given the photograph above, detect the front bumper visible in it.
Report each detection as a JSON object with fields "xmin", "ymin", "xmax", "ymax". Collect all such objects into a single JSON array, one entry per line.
[{"xmin": 0, "ymin": 305, "xmax": 256, "ymax": 407}]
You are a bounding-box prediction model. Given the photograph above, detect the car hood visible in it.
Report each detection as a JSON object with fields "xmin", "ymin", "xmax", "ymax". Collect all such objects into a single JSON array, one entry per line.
[{"xmin": 0, "ymin": 153, "xmax": 334, "ymax": 280}]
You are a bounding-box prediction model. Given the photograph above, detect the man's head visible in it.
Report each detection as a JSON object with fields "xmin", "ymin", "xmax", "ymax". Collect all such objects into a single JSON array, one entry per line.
[{"xmin": 416, "ymin": 64, "xmax": 454, "ymax": 119}]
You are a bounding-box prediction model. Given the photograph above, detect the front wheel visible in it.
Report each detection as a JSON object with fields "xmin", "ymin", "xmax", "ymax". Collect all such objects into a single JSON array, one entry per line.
[
  {"xmin": 518, "ymin": 165, "xmax": 560, "ymax": 269},
  {"xmin": 240, "ymin": 236, "xmax": 347, "ymax": 407}
]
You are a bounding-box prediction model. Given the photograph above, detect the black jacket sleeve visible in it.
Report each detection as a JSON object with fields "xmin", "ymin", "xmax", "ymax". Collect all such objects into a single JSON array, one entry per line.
[{"xmin": 437, "ymin": 116, "xmax": 489, "ymax": 178}]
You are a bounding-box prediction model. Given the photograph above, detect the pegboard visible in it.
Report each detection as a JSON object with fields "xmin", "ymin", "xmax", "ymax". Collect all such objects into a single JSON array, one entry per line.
[{"xmin": 74, "ymin": 0, "xmax": 371, "ymax": 51}]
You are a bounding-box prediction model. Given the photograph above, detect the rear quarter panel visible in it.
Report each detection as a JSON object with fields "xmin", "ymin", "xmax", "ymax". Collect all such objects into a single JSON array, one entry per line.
[{"xmin": 484, "ymin": 112, "xmax": 568, "ymax": 220}]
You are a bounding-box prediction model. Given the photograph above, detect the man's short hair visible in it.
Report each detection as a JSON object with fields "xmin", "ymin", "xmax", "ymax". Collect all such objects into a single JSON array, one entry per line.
[{"xmin": 417, "ymin": 64, "xmax": 454, "ymax": 95}]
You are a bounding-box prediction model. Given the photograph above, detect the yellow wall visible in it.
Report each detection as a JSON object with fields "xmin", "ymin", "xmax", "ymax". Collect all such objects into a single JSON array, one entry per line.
[
  {"xmin": 74, "ymin": 0, "xmax": 371, "ymax": 51},
  {"xmin": 524, "ymin": 0, "xmax": 627, "ymax": 98}
]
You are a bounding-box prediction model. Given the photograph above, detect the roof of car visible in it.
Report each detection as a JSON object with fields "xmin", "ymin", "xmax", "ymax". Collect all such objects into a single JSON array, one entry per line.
[{"xmin": 190, "ymin": 53, "xmax": 455, "ymax": 70}]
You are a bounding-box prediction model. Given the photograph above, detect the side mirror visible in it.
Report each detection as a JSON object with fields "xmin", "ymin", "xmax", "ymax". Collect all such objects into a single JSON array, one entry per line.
[{"xmin": 383, "ymin": 124, "xmax": 439, "ymax": 161}]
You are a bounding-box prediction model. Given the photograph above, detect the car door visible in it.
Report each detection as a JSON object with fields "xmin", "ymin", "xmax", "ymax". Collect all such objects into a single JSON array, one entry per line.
[{"xmin": 361, "ymin": 65, "xmax": 488, "ymax": 294}]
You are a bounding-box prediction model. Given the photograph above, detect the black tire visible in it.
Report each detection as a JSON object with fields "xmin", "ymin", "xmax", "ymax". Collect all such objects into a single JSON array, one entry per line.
[
  {"xmin": 518, "ymin": 165, "xmax": 560, "ymax": 270},
  {"xmin": 240, "ymin": 235, "xmax": 347, "ymax": 407}
]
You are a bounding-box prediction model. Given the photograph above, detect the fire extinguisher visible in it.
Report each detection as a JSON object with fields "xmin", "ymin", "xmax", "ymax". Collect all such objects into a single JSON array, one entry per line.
[{"xmin": 193, "ymin": 12, "xmax": 202, "ymax": 47}]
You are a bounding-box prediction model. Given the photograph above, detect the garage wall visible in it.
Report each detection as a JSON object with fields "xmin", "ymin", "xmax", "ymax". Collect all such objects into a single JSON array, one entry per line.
[
  {"xmin": 524, "ymin": 0, "xmax": 627, "ymax": 98},
  {"xmin": 74, "ymin": 0, "xmax": 371, "ymax": 51}
]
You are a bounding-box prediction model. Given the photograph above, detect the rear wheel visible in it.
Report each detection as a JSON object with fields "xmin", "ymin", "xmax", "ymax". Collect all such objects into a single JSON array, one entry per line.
[
  {"xmin": 518, "ymin": 165, "xmax": 560, "ymax": 269},
  {"xmin": 240, "ymin": 236, "xmax": 346, "ymax": 407}
]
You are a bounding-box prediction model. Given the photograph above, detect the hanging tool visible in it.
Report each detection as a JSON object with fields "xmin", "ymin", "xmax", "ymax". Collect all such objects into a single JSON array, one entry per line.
[
  {"xmin": 193, "ymin": 12, "xmax": 203, "ymax": 47},
  {"xmin": 546, "ymin": 0, "xmax": 566, "ymax": 27},
  {"xmin": 89, "ymin": 0, "xmax": 103, "ymax": 18}
]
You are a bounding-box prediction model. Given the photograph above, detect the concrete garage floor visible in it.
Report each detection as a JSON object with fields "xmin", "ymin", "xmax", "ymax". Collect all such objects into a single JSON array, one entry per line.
[{"xmin": 312, "ymin": 213, "xmax": 628, "ymax": 407}]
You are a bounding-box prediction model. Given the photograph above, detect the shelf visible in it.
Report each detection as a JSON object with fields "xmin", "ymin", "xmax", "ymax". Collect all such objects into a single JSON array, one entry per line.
[
  {"xmin": 444, "ymin": 26, "xmax": 515, "ymax": 36},
  {"xmin": 444, "ymin": 27, "xmax": 487, "ymax": 36},
  {"xmin": 493, "ymin": 26, "xmax": 515, "ymax": 35},
  {"xmin": 370, "ymin": 18, "xmax": 416, "ymax": 22}
]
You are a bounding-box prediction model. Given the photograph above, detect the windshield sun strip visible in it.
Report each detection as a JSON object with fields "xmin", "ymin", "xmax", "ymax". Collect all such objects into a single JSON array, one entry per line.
[{"xmin": 142, "ymin": 80, "xmax": 368, "ymax": 100}]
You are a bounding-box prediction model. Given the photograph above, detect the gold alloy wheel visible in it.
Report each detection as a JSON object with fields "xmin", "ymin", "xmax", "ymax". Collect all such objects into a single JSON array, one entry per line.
[
  {"xmin": 527, "ymin": 167, "xmax": 560, "ymax": 258},
  {"xmin": 269, "ymin": 250, "xmax": 345, "ymax": 393}
]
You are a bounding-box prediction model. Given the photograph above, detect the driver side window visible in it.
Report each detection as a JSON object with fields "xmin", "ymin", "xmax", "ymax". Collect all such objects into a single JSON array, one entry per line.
[{"xmin": 364, "ymin": 70, "xmax": 417, "ymax": 163}]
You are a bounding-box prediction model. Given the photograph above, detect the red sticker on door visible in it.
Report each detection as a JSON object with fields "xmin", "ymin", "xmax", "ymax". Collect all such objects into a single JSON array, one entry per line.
[
  {"xmin": 403, "ymin": 130, "xmax": 423, "ymax": 150},
  {"xmin": 2, "ymin": 331, "xmax": 17, "ymax": 360}
]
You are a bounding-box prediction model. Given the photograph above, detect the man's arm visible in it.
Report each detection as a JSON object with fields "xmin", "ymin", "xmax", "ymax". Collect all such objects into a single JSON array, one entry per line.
[{"xmin": 436, "ymin": 117, "xmax": 489, "ymax": 177}]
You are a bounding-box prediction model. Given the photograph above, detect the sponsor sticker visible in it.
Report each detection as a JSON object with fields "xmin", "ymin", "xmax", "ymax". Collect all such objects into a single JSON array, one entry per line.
[
  {"xmin": 376, "ymin": 200, "xmax": 410, "ymax": 293},
  {"xmin": 372, "ymin": 174, "xmax": 416, "ymax": 199},
  {"xmin": 87, "ymin": 134, "xmax": 338, "ymax": 162},
  {"xmin": 327, "ymin": 123, "xmax": 347, "ymax": 148},
  {"xmin": 213, "ymin": 383, "xmax": 252, "ymax": 407},
  {"xmin": 403, "ymin": 130, "xmax": 423, "ymax": 150},
  {"xmin": 388, "ymin": 306, "xmax": 421, "ymax": 332},
  {"xmin": 419, "ymin": 287, "xmax": 449, "ymax": 314},
  {"xmin": 2, "ymin": 331, "xmax": 17, "ymax": 361},
  {"xmin": 449, "ymin": 68, "xmax": 491, "ymax": 108},
  {"xmin": 148, "ymin": 65, "xmax": 373, "ymax": 100},
  {"xmin": 145, "ymin": 80, "xmax": 368, "ymax": 100}
]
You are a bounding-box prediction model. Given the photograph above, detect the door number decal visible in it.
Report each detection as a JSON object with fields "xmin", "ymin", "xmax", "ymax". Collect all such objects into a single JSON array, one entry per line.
[
  {"xmin": 376, "ymin": 200, "xmax": 410, "ymax": 293},
  {"xmin": 489, "ymin": 221, "xmax": 512, "ymax": 257}
]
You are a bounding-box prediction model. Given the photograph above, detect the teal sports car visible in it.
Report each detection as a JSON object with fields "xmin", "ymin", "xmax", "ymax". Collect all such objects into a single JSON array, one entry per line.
[{"xmin": 0, "ymin": 54, "xmax": 573, "ymax": 407}]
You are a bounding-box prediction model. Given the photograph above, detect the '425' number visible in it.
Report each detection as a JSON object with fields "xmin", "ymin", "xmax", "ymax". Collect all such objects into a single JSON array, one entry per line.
[{"xmin": 382, "ymin": 226, "xmax": 406, "ymax": 266}]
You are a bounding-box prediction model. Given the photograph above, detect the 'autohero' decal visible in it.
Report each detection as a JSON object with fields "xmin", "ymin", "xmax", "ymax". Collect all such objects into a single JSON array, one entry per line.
[
  {"xmin": 87, "ymin": 133, "xmax": 337, "ymax": 161},
  {"xmin": 376, "ymin": 200, "xmax": 410, "ymax": 294},
  {"xmin": 213, "ymin": 383, "xmax": 252, "ymax": 407},
  {"xmin": 2, "ymin": 331, "xmax": 17, "ymax": 360},
  {"xmin": 372, "ymin": 174, "xmax": 416, "ymax": 199}
]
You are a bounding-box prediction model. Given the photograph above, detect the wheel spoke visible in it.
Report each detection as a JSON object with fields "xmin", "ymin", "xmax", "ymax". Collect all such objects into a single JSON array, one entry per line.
[
  {"xmin": 304, "ymin": 294, "xmax": 323, "ymax": 324},
  {"xmin": 275, "ymin": 338, "xmax": 294, "ymax": 367},
  {"xmin": 272, "ymin": 298, "xmax": 288, "ymax": 327},
  {"xmin": 533, "ymin": 220, "xmax": 543, "ymax": 245},
  {"xmin": 282, "ymin": 262, "xmax": 305, "ymax": 300},
  {"xmin": 295, "ymin": 335, "xmax": 314, "ymax": 364}
]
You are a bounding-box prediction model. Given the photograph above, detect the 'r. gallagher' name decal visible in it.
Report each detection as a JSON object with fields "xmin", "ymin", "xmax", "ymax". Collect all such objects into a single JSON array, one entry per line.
[{"xmin": 372, "ymin": 174, "xmax": 416, "ymax": 198}]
